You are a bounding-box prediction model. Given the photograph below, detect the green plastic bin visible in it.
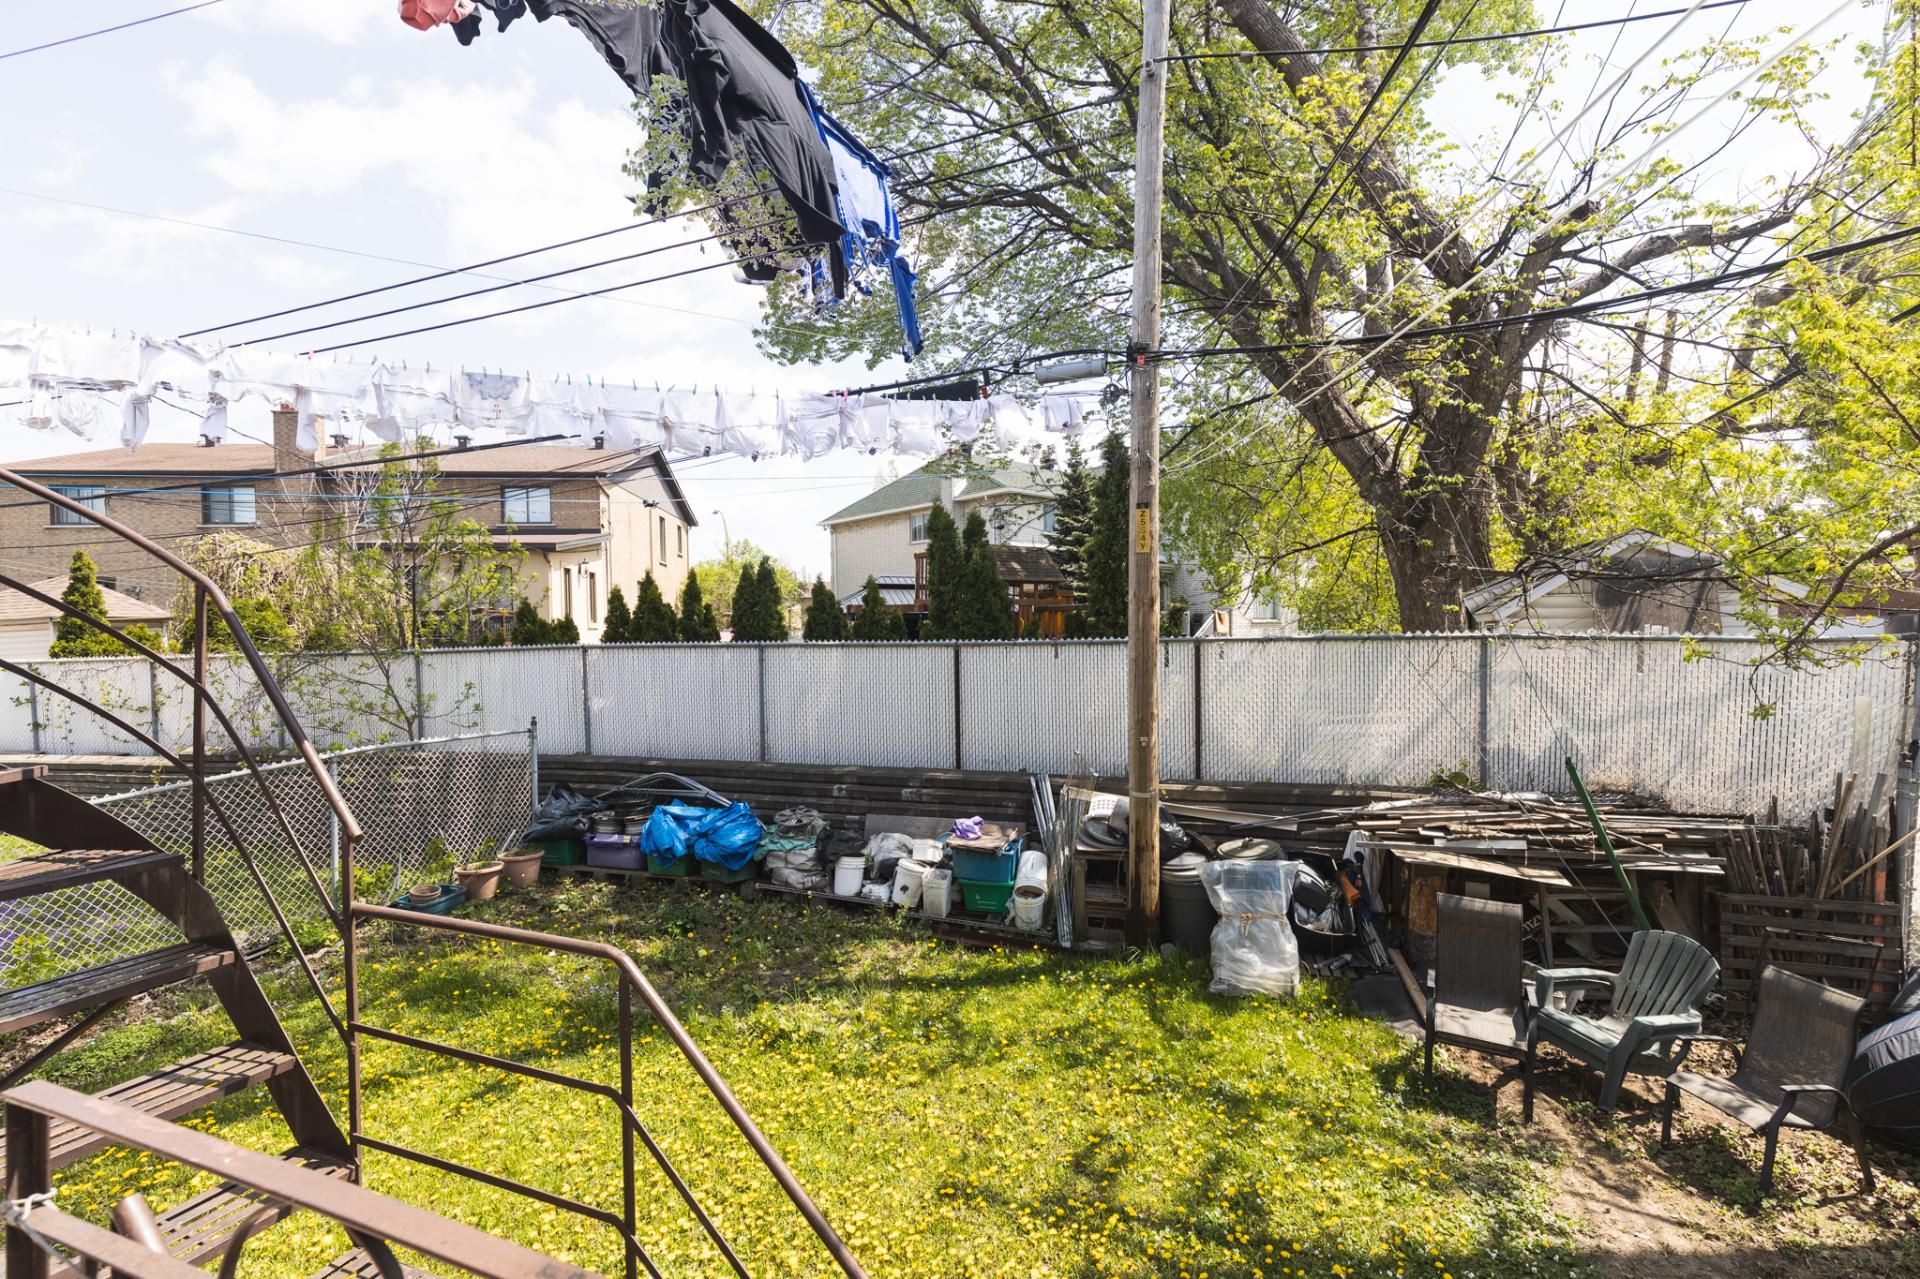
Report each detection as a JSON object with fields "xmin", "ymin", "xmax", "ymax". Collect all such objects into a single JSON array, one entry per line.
[
  {"xmin": 698, "ymin": 858, "xmax": 760, "ymax": 885},
  {"xmin": 648, "ymin": 852, "xmax": 696, "ymax": 877},
  {"xmin": 529, "ymin": 838, "xmax": 585, "ymax": 867},
  {"xmin": 959, "ymin": 877, "xmax": 1015, "ymax": 915}
]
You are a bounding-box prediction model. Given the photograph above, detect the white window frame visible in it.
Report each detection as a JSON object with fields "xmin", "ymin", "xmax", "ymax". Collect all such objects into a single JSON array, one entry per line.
[
  {"xmin": 503, "ymin": 485, "xmax": 552, "ymax": 526},
  {"xmin": 202, "ymin": 484, "xmax": 257, "ymax": 526},
  {"xmin": 909, "ymin": 512, "xmax": 930, "ymax": 542},
  {"xmin": 50, "ymin": 486, "xmax": 107, "ymax": 526}
]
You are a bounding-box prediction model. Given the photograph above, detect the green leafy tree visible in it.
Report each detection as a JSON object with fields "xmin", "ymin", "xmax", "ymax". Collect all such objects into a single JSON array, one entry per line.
[
  {"xmin": 803, "ymin": 577, "xmax": 851, "ymax": 640},
  {"xmin": 960, "ymin": 539, "xmax": 1016, "ymax": 640},
  {"xmin": 49, "ymin": 552, "xmax": 155, "ymax": 657},
  {"xmin": 510, "ymin": 600, "xmax": 551, "ymax": 645},
  {"xmin": 549, "ymin": 616, "xmax": 581, "ymax": 644},
  {"xmin": 602, "ymin": 585, "xmax": 633, "ymax": 643},
  {"xmin": 209, "ymin": 596, "xmax": 294, "ymax": 653},
  {"xmin": 922, "ymin": 500, "xmax": 963, "ymax": 639},
  {"xmin": 1046, "ymin": 440, "xmax": 1095, "ymax": 604},
  {"xmin": 693, "ymin": 540, "xmax": 802, "ymax": 631},
  {"xmin": 632, "ymin": 573, "xmax": 680, "ymax": 642},
  {"xmin": 760, "ymin": 1, "xmax": 1846, "ymax": 631},
  {"xmin": 677, "ymin": 570, "xmax": 720, "ymax": 641},
  {"xmin": 1082, "ymin": 433, "xmax": 1130, "ymax": 637},
  {"xmin": 1021, "ymin": 613, "xmax": 1045, "ymax": 640},
  {"xmin": 850, "ymin": 577, "xmax": 895, "ymax": 640}
]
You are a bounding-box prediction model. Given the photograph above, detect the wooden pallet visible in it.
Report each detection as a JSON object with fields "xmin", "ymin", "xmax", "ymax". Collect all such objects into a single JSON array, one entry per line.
[{"xmin": 1715, "ymin": 892, "xmax": 1904, "ymax": 1011}]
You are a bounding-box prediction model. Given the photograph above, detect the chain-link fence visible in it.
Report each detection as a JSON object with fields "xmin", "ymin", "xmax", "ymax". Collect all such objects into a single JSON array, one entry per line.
[{"xmin": 0, "ymin": 730, "xmax": 535, "ymax": 986}]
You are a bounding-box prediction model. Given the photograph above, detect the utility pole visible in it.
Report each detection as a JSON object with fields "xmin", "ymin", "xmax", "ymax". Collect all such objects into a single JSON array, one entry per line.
[{"xmin": 1126, "ymin": 0, "xmax": 1171, "ymax": 948}]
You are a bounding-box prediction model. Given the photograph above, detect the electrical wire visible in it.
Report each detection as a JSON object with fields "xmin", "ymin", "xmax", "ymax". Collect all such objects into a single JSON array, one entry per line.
[{"xmin": 0, "ymin": 1, "xmax": 225, "ymax": 62}]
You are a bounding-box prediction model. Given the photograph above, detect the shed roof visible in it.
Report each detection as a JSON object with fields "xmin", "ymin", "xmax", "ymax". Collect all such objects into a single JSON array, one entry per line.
[{"xmin": 0, "ymin": 578, "xmax": 171, "ymax": 625}]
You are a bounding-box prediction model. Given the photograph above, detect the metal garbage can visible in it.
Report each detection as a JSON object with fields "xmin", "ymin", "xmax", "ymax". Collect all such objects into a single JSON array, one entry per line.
[{"xmin": 1161, "ymin": 851, "xmax": 1218, "ymax": 958}]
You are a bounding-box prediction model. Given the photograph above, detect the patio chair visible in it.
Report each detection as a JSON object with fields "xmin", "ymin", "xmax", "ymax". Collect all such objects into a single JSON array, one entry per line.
[
  {"xmin": 1424, "ymin": 893, "xmax": 1530, "ymax": 1084},
  {"xmin": 1523, "ymin": 929, "xmax": 1718, "ymax": 1120},
  {"xmin": 1659, "ymin": 964, "xmax": 1874, "ymax": 1197}
]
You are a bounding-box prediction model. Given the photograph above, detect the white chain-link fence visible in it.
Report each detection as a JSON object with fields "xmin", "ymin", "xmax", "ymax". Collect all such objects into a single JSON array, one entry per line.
[
  {"xmin": 0, "ymin": 638, "xmax": 1910, "ymax": 822},
  {"xmin": 0, "ymin": 730, "xmax": 534, "ymax": 986}
]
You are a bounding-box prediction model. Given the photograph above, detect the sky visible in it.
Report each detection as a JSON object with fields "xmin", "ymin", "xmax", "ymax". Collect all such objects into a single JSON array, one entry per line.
[{"xmin": 0, "ymin": 0, "xmax": 1893, "ymax": 581}]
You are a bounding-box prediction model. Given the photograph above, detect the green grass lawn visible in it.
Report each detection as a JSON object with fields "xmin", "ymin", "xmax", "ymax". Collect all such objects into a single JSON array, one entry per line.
[{"xmin": 42, "ymin": 880, "xmax": 1591, "ymax": 1279}]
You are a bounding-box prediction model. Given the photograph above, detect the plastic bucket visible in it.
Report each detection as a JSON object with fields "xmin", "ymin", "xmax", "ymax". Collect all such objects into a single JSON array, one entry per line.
[
  {"xmin": 922, "ymin": 869, "xmax": 953, "ymax": 917},
  {"xmin": 891, "ymin": 857, "xmax": 930, "ymax": 908},
  {"xmin": 1015, "ymin": 847, "xmax": 1049, "ymax": 892},
  {"xmin": 1010, "ymin": 884, "xmax": 1046, "ymax": 931},
  {"xmin": 832, "ymin": 855, "xmax": 865, "ymax": 897}
]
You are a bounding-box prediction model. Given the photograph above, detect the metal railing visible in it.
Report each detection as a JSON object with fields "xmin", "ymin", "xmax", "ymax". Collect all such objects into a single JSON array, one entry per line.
[
  {"xmin": 2, "ymin": 1080, "xmax": 605, "ymax": 1279},
  {"xmin": 346, "ymin": 905, "xmax": 870, "ymax": 1279},
  {"xmin": 0, "ymin": 468, "xmax": 358, "ymax": 1046}
]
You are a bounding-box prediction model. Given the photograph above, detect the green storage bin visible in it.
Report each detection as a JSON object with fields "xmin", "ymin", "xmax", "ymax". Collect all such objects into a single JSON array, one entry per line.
[
  {"xmin": 529, "ymin": 838, "xmax": 585, "ymax": 867},
  {"xmin": 959, "ymin": 877, "xmax": 1015, "ymax": 915},
  {"xmin": 648, "ymin": 852, "xmax": 696, "ymax": 877},
  {"xmin": 698, "ymin": 858, "xmax": 760, "ymax": 885}
]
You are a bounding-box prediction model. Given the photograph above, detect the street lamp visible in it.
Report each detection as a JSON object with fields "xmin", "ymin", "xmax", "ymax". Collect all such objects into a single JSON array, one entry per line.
[{"xmin": 711, "ymin": 508, "xmax": 732, "ymax": 557}]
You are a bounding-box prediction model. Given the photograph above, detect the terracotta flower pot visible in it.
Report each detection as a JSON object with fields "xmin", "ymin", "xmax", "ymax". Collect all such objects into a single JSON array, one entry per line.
[
  {"xmin": 455, "ymin": 862, "xmax": 504, "ymax": 901},
  {"xmin": 501, "ymin": 849, "xmax": 544, "ymax": 888},
  {"xmin": 409, "ymin": 883, "xmax": 445, "ymax": 905}
]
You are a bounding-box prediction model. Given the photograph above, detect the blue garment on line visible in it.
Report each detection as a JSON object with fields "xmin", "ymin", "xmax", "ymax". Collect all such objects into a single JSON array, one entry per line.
[{"xmin": 799, "ymin": 83, "xmax": 925, "ymax": 360}]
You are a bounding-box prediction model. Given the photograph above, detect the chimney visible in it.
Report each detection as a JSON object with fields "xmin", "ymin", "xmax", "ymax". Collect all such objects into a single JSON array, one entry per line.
[
  {"xmin": 329, "ymin": 433, "xmax": 350, "ymax": 450},
  {"xmin": 454, "ymin": 434, "xmax": 472, "ymax": 450},
  {"xmin": 271, "ymin": 406, "xmax": 328, "ymax": 468}
]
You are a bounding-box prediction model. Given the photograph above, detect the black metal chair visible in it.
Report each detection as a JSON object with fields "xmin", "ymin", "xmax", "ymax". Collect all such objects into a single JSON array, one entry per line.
[
  {"xmin": 1659, "ymin": 964, "xmax": 1874, "ymax": 1197},
  {"xmin": 1424, "ymin": 893, "xmax": 1532, "ymax": 1088}
]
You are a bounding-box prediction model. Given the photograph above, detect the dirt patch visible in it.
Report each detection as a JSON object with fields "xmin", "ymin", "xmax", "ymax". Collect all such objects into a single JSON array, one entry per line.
[{"xmin": 1447, "ymin": 1046, "xmax": 1920, "ymax": 1278}]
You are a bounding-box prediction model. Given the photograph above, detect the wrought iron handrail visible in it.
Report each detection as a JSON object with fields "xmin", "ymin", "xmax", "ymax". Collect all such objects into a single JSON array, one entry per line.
[
  {"xmin": 2, "ymin": 1080, "xmax": 604, "ymax": 1279},
  {"xmin": 347, "ymin": 903, "xmax": 871, "ymax": 1279},
  {"xmin": 0, "ymin": 470, "xmax": 363, "ymax": 1039}
]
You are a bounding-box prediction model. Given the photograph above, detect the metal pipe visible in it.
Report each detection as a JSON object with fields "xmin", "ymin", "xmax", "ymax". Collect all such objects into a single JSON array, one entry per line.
[
  {"xmin": 352, "ymin": 904, "xmax": 869, "ymax": 1278},
  {"xmin": 620, "ymin": 984, "xmax": 637, "ymax": 1279},
  {"xmin": 109, "ymin": 1194, "xmax": 168, "ymax": 1255},
  {"xmin": 192, "ymin": 590, "xmax": 207, "ymax": 884}
]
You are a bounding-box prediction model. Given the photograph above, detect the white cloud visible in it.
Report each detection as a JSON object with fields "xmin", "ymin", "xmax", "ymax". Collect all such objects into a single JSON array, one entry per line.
[{"xmin": 194, "ymin": 0, "xmax": 391, "ymax": 46}]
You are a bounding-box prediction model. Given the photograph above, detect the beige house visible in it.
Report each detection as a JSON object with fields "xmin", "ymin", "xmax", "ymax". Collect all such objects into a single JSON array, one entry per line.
[
  {"xmin": 0, "ymin": 576, "xmax": 172, "ymax": 662},
  {"xmin": 821, "ymin": 463, "xmax": 1058, "ymax": 600},
  {"xmin": 2, "ymin": 410, "xmax": 697, "ymax": 643},
  {"xmin": 1462, "ymin": 530, "xmax": 1803, "ymax": 635}
]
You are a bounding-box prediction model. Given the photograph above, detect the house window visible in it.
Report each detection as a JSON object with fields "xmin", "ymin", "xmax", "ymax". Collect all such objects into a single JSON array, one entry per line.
[
  {"xmin": 563, "ymin": 567, "xmax": 574, "ymax": 620},
  {"xmin": 677, "ymin": 524, "xmax": 685, "ymax": 558},
  {"xmin": 202, "ymin": 485, "xmax": 257, "ymax": 526},
  {"xmin": 1250, "ymin": 592, "xmax": 1287, "ymax": 621},
  {"xmin": 658, "ymin": 515, "xmax": 668, "ymax": 565},
  {"xmin": 1041, "ymin": 502, "xmax": 1058, "ymax": 535},
  {"xmin": 909, "ymin": 512, "xmax": 930, "ymax": 542},
  {"xmin": 50, "ymin": 486, "xmax": 107, "ymax": 526},
  {"xmin": 588, "ymin": 571, "xmax": 598, "ymax": 623},
  {"xmin": 503, "ymin": 486, "xmax": 551, "ymax": 525}
]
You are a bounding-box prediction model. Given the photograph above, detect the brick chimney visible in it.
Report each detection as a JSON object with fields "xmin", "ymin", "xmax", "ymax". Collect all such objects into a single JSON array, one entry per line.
[{"xmin": 271, "ymin": 406, "xmax": 326, "ymax": 470}]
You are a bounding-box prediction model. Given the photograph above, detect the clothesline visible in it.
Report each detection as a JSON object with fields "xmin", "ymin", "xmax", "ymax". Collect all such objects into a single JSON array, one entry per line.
[{"xmin": 0, "ymin": 321, "xmax": 1110, "ymax": 461}]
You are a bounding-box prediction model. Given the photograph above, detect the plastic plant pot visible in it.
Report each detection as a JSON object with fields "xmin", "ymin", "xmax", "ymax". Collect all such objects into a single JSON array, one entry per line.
[
  {"xmin": 500, "ymin": 849, "xmax": 544, "ymax": 888},
  {"xmin": 455, "ymin": 862, "xmax": 504, "ymax": 901}
]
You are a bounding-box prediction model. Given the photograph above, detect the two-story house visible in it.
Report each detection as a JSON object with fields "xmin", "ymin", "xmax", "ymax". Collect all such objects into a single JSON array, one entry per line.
[
  {"xmin": 2, "ymin": 409, "xmax": 697, "ymax": 642},
  {"xmin": 822, "ymin": 463, "xmax": 1074, "ymax": 633}
]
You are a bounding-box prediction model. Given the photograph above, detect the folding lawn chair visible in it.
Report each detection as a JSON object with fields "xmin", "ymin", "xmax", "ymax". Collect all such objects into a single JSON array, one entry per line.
[
  {"xmin": 1424, "ymin": 893, "xmax": 1531, "ymax": 1085},
  {"xmin": 1658, "ymin": 964, "xmax": 1874, "ymax": 1197}
]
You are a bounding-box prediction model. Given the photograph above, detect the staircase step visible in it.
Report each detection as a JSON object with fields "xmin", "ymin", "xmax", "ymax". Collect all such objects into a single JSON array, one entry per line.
[
  {"xmin": 154, "ymin": 1147, "xmax": 356, "ymax": 1267},
  {"xmin": 0, "ymin": 847, "xmax": 180, "ymax": 903},
  {"xmin": 0, "ymin": 1042, "xmax": 298, "ymax": 1179},
  {"xmin": 309, "ymin": 1246, "xmax": 442, "ymax": 1278},
  {"xmin": 0, "ymin": 943, "xmax": 235, "ymax": 1035}
]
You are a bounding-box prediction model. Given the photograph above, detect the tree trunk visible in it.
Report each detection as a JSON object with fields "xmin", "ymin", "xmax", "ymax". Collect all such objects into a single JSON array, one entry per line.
[{"xmin": 1376, "ymin": 481, "xmax": 1491, "ymax": 631}]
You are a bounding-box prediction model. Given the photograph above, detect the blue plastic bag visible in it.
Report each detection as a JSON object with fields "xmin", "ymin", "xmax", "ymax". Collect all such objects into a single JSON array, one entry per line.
[
  {"xmin": 689, "ymin": 802, "xmax": 765, "ymax": 870},
  {"xmin": 641, "ymin": 803, "xmax": 706, "ymax": 860}
]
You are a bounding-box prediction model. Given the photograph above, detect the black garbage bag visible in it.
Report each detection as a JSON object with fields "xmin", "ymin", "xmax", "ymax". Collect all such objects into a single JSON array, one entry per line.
[
  {"xmin": 522, "ymin": 784, "xmax": 606, "ymax": 842},
  {"xmin": 1159, "ymin": 815, "xmax": 1193, "ymax": 859}
]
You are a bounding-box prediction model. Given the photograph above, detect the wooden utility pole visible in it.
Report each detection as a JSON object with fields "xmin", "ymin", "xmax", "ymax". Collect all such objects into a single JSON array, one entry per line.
[{"xmin": 1126, "ymin": 0, "xmax": 1172, "ymax": 947}]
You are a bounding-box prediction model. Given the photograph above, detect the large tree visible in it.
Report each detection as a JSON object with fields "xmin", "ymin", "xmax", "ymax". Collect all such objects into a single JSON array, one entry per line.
[
  {"xmin": 1045, "ymin": 439, "xmax": 1096, "ymax": 604},
  {"xmin": 921, "ymin": 500, "xmax": 964, "ymax": 639},
  {"xmin": 1082, "ymin": 432, "xmax": 1130, "ymax": 637},
  {"xmin": 768, "ymin": 1, "xmax": 1857, "ymax": 630}
]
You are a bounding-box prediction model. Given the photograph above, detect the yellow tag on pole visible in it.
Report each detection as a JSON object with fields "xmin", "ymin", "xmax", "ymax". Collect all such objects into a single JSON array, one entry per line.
[{"xmin": 1134, "ymin": 505, "xmax": 1152, "ymax": 554}]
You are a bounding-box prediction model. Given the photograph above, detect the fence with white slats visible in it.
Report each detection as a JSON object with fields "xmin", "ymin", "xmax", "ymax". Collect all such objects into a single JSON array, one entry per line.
[{"xmin": 1, "ymin": 635, "xmax": 1910, "ymax": 822}]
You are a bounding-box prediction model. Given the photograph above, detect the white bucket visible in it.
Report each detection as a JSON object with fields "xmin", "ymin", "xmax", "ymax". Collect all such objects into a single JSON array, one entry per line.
[
  {"xmin": 890, "ymin": 857, "xmax": 930, "ymax": 909},
  {"xmin": 922, "ymin": 868, "xmax": 953, "ymax": 917},
  {"xmin": 1011, "ymin": 884, "xmax": 1046, "ymax": 931},
  {"xmin": 832, "ymin": 855, "xmax": 865, "ymax": 897},
  {"xmin": 1015, "ymin": 847, "xmax": 1049, "ymax": 892}
]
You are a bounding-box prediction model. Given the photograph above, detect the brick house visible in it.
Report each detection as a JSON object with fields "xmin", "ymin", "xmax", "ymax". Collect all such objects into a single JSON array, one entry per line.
[{"xmin": 1, "ymin": 410, "xmax": 697, "ymax": 642}]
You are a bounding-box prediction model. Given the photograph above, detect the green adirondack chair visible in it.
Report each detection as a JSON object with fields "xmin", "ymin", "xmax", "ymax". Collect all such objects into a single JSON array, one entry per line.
[{"xmin": 1523, "ymin": 930, "xmax": 1719, "ymax": 1120}]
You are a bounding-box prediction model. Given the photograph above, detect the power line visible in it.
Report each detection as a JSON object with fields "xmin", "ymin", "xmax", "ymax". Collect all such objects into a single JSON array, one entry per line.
[
  {"xmin": 0, "ymin": 0, "xmax": 225, "ymax": 62},
  {"xmin": 1156, "ymin": 223, "xmax": 1920, "ymax": 361},
  {"xmin": 1158, "ymin": 0, "xmax": 1757, "ymax": 62}
]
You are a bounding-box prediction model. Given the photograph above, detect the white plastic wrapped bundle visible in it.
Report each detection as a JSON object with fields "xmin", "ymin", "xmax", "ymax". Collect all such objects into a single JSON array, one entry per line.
[
  {"xmin": 1015, "ymin": 847, "xmax": 1049, "ymax": 892},
  {"xmin": 1197, "ymin": 860, "xmax": 1300, "ymax": 997}
]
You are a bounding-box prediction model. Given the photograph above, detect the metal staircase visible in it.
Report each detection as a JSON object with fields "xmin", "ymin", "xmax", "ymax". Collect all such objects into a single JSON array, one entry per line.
[{"xmin": 0, "ymin": 464, "xmax": 868, "ymax": 1278}]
